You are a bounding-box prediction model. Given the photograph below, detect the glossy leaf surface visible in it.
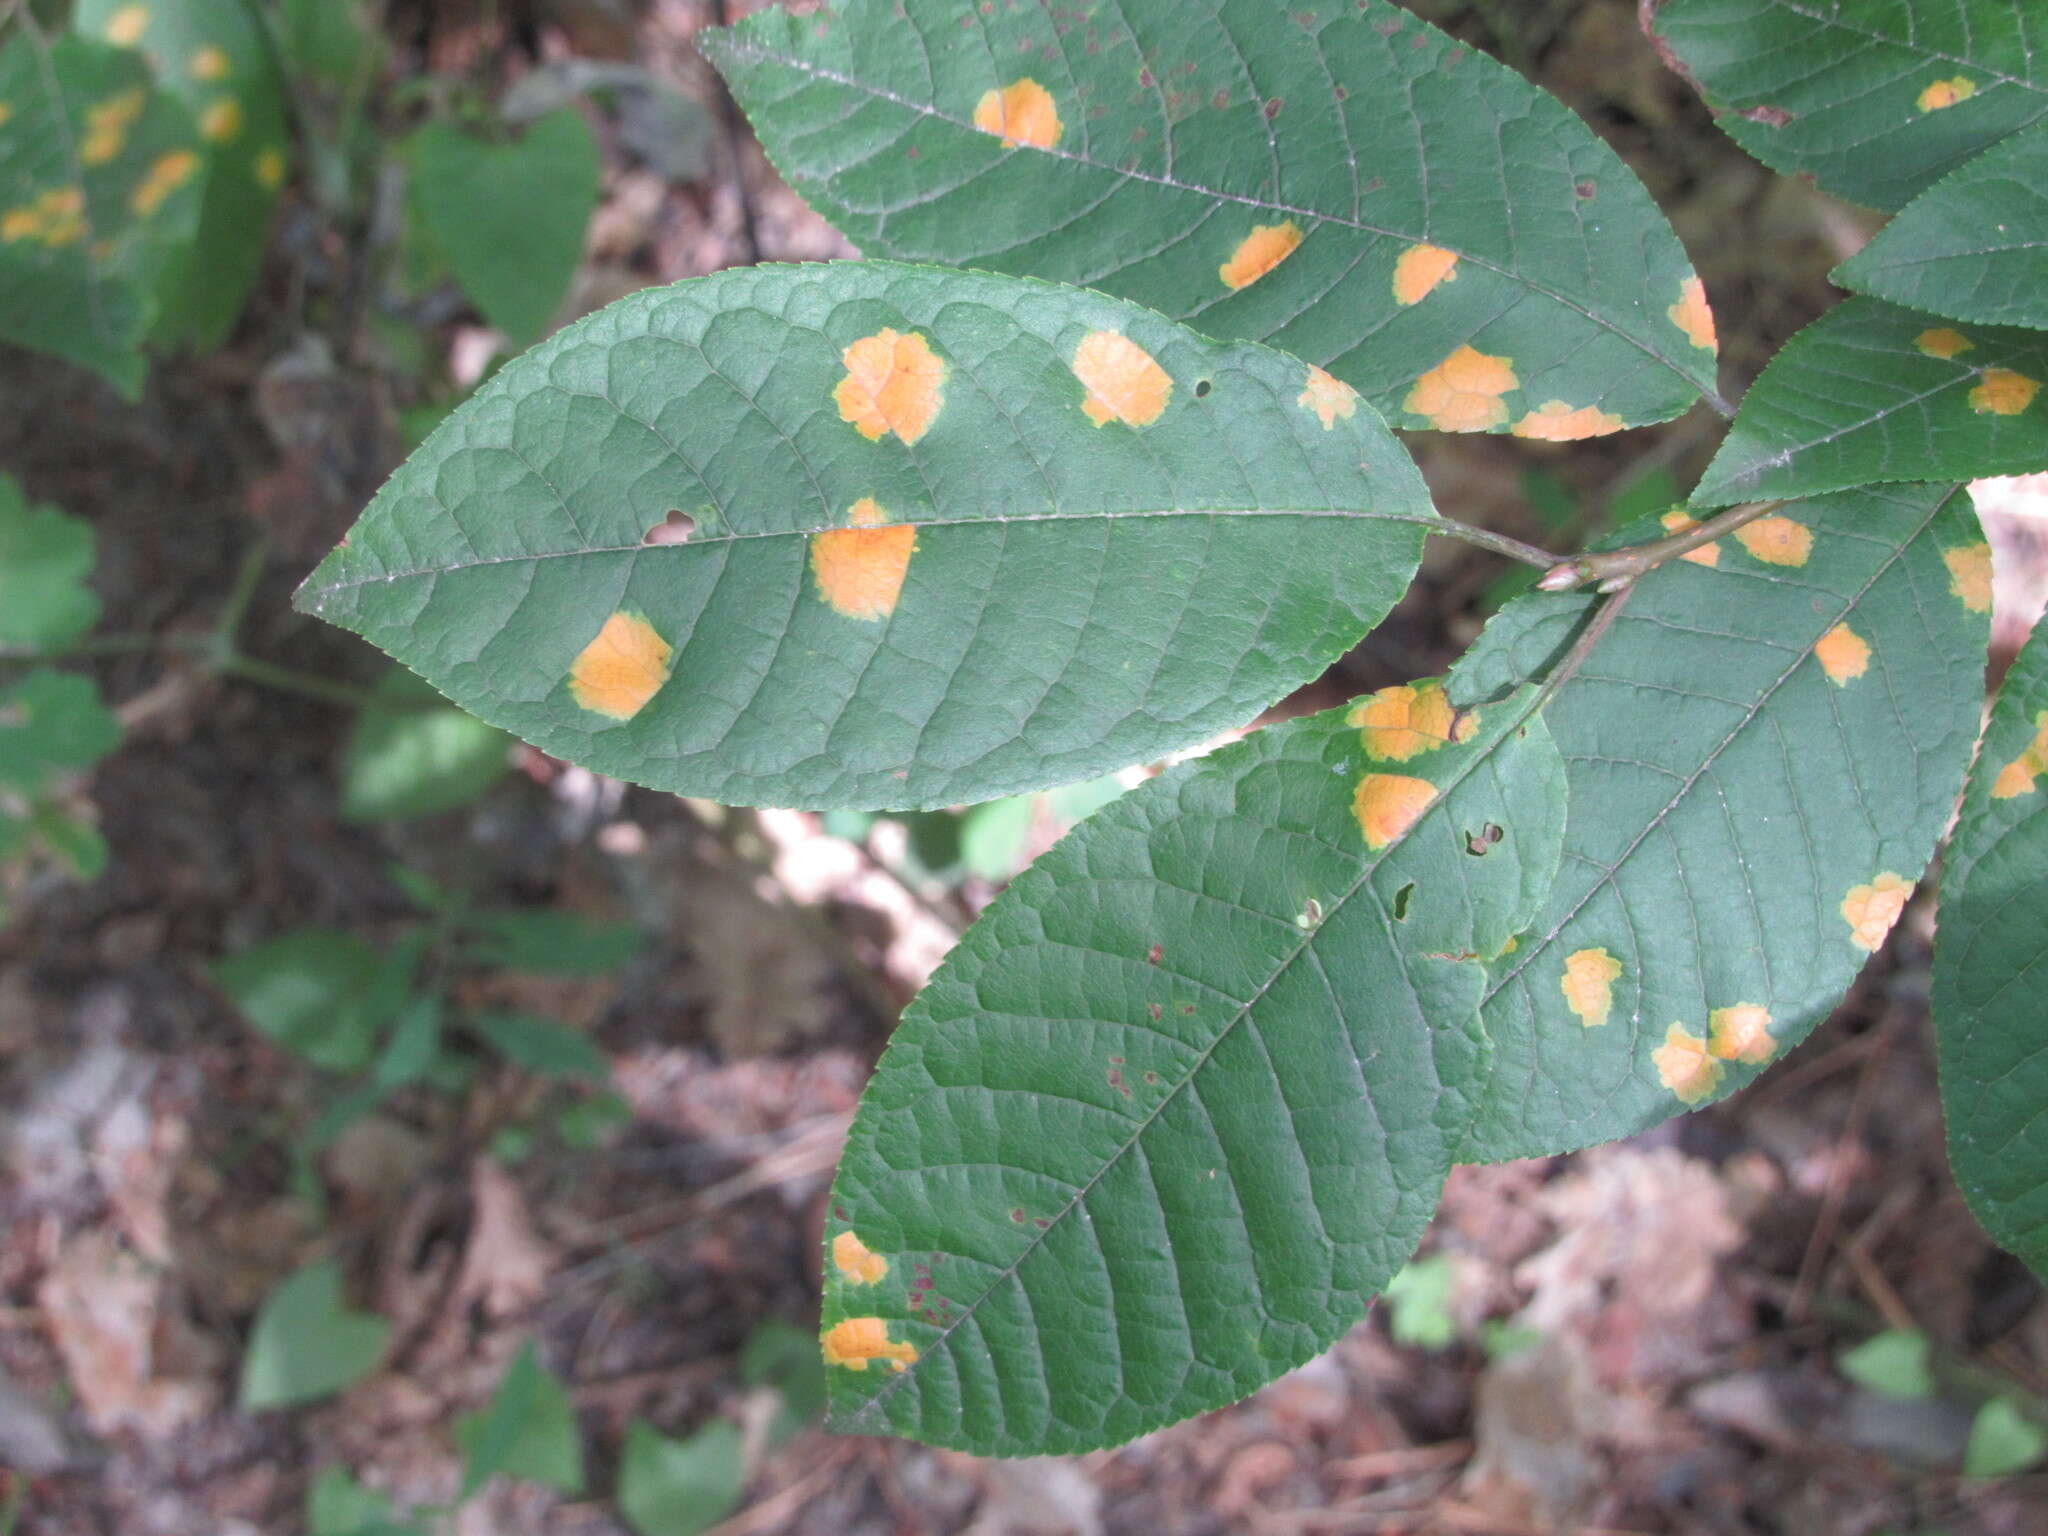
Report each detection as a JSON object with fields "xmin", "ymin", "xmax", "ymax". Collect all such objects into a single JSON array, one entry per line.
[
  {"xmin": 1935, "ymin": 613, "xmax": 2048, "ymax": 1280},
  {"xmin": 821, "ymin": 683, "xmax": 1565, "ymax": 1454},
  {"xmin": 1652, "ymin": 0, "xmax": 2048, "ymax": 212},
  {"xmin": 297, "ymin": 262, "xmax": 1438, "ymax": 810},
  {"xmin": 1452, "ymin": 484, "xmax": 1987, "ymax": 1161},
  {"xmin": 1693, "ymin": 298, "xmax": 2048, "ymax": 507},
  {"xmin": 704, "ymin": 0, "xmax": 1720, "ymax": 433}
]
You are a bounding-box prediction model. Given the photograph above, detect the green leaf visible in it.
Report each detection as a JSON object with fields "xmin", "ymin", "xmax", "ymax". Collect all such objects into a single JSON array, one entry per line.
[
  {"xmin": 370, "ymin": 994, "xmax": 442, "ymax": 1091},
  {"xmin": 460, "ymin": 909, "xmax": 643, "ymax": 976},
  {"xmin": 0, "ymin": 670, "xmax": 121, "ymax": 789},
  {"xmin": 214, "ymin": 929, "xmax": 391, "ymax": 1073},
  {"xmin": 0, "ymin": 473, "xmax": 99, "ymax": 649},
  {"xmin": 404, "ymin": 110, "xmax": 599, "ymax": 345},
  {"xmin": 341, "ymin": 667, "xmax": 513, "ymax": 822},
  {"xmin": 739, "ymin": 1319, "xmax": 826, "ymax": 1447},
  {"xmin": 1834, "ymin": 121, "xmax": 2048, "ymax": 329},
  {"xmin": 703, "ymin": 0, "xmax": 1720, "ymax": 432},
  {"xmin": 454, "ymin": 1340, "xmax": 584, "ymax": 1496},
  {"xmin": 1934, "ymin": 611, "xmax": 2048, "ymax": 1279},
  {"xmin": 239, "ymin": 1260, "xmax": 391, "ymax": 1410},
  {"xmin": 1965, "ymin": 1396, "xmax": 2048, "ymax": 1478},
  {"xmin": 76, "ymin": 0, "xmax": 291, "ymax": 350},
  {"xmin": 1691, "ymin": 298, "xmax": 2048, "ymax": 508},
  {"xmin": 1452, "ymin": 484, "xmax": 1989, "ymax": 1161},
  {"xmin": 1839, "ymin": 1329, "xmax": 1936, "ymax": 1400},
  {"xmin": 958, "ymin": 795, "xmax": 1034, "ymax": 882},
  {"xmin": 468, "ymin": 1010, "xmax": 611, "ymax": 1080},
  {"xmin": 0, "ymin": 32, "xmax": 202, "ymax": 393},
  {"xmin": 1650, "ymin": 0, "xmax": 2048, "ymax": 213},
  {"xmin": 306, "ymin": 1467, "xmax": 425, "ymax": 1536},
  {"xmin": 1382, "ymin": 1254, "xmax": 1459, "ymax": 1350},
  {"xmin": 616, "ymin": 1418, "xmax": 746, "ymax": 1536},
  {"xmin": 821, "ymin": 680, "xmax": 1565, "ymax": 1454},
  {"xmin": 28, "ymin": 806, "xmax": 108, "ymax": 880},
  {"xmin": 295, "ymin": 261, "xmax": 1439, "ymax": 811},
  {"xmin": 277, "ymin": 0, "xmax": 376, "ymax": 89}
]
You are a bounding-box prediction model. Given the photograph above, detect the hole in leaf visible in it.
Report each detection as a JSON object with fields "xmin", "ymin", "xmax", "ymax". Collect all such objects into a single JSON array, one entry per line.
[
  {"xmin": 1392, "ymin": 882, "xmax": 1415, "ymax": 921},
  {"xmin": 644, "ymin": 510, "xmax": 696, "ymax": 545},
  {"xmin": 1194, "ymin": 378, "xmax": 1213, "ymax": 398},
  {"xmin": 1466, "ymin": 823, "xmax": 1505, "ymax": 856}
]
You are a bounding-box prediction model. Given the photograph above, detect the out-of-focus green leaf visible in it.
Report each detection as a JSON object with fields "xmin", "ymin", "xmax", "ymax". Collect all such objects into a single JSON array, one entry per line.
[
  {"xmin": 0, "ymin": 474, "xmax": 99, "ymax": 649},
  {"xmin": 239, "ymin": 1261, "xmax": 390, "ymax": 1411},
  {"xmin": 469, "ymin": 1010, "xmax": 610, "ymax": 1080},
  {"xmin": 454, "ymin": 1340, "xmax": 584, "ymax": 1496},
  {"xmin": 704, "ymin": 0, "xmax": 1721, "ymax": 433},
  {"xmin": 277, "ymin": 0, "xmax": 376, "ymax": 89},
  {"xmin": 1382, "ymin": 1254, "xmax": 1459, "ymax": 1350},
  {"xmin": 0, "ymin": 671, "xmax": 120, "ymax": 789},
  {"xmin": 739, "ymin": 1319, "xmax": 826, "ymax": 1447},
  {"xmin": 295, "ymin": 262, "xmax": 1439, "ymax": 811},
  {"xmin": 1839, "ymin": 1330, "xmax": 1936, "ymax": 1400},
  {"xmin": 214, "ymin": 929, "xmax": 389, "ymax": 1072},
  {"xmin": 502, "ymin": 60, "xmax": 713, "ymax": 182},
  {"xmin": 460, "ymin": 909, "xmax": 643, "ymax": 976},
  {"xmin": 305, "ymin": 1467, "xmax": 426, "ymax": 1536},
  {"xmin": 616, "ymin": 1418, "xmax": 745, "ymax": 1536},
  {"xmin": 1965, "ymin": 1396, "xmax": 2048, "ymax": 1479},
  {"xmin": 958, "ymin": 795, "xmax": 1033, "ymax": 882},
  {"xmin": 342, "ymin": 667, "xmax": 513, "ymax": 823}
]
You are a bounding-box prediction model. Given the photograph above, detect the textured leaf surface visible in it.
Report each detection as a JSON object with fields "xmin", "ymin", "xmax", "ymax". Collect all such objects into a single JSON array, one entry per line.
[
  {"xmin": 1693, "ymin": 298, "xmax": 2048, "ymax": 507},
  {"xmin": 0, "ymin": 33, "xmax": 202, "ymax": 392},
  {"xmin": 296, "ymin": 262, "xmax": 1437, "ymax": 810},
  {"xmin": 0, "ymin": 473, "xmax": 100, "ymax": 649},
  {"xmin": 1452, "ymin": 484, "xmax": 1987, "ymax": 1161},
  {"xmin": 1935, "ymin": 613, "xmax": 2048, "ymax": 1279},
  {"xmin": 406, "ymin": 111, "xmax": 599, "ymax": 345},
  {"xmin": 77, "ymin": 0, "xmax": 289, "ymax": 349},
  {"xmin": 704, "ymin": 0, "xmax": 1720, "ymax": 433},
  {"xmin": 1652, "ymin": 0, "xmax": 2048, "ymax": 212},
  {"xmin": 1834, "ymin": 121, "xmax": 2048, "ymax": 329},
  {"xmin": 820, "ymin": 683, "xmax": 1565, "ymax": 1454}
]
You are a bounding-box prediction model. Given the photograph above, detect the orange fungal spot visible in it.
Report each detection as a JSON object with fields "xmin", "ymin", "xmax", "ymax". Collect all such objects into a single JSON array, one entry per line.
[
  {"xmin": 972, "ymin": 78, "xmax": 1061, "ymax": 149},
  {"xmin": 831, "ymin": 1231, "xmax": 888, "ymax": 1285},
  {"xmin": 3, "ymin": 186, "xmax": 86, "ymax": 248},
  {"xmin": 1708, "ymin": 1004, "xmax": 1775, "ymax": 1065},
  {"xmin": 131, "ymin": 150, "xmax": 198, "ymax": 216},
  {"xmin": 1405, "ymin": 345, "xmax": 1518, "ymax": 433},
  {"xmin": 81, "ymin": 88, "xmax": 146, "ymax": 166},
  {"xmin": 1393, "ymin": 243, "xmax": 1459, "ymax": 304},
  {"xmin": 1970, "ymin": 367, "xmax": 2039, "ymax": 416},
  {"xmin": 1561, "ymin": 948, "xmax": 1623, "ymax": 1029},
  {"xmin": 1072, "ymin": 331, "xmax": 1172, "ymax": 428},
  {"xmin": 569, "ymin": 611, "xmax": 672, "ymax": 721},
  {"xmin": 811, "ymin": 498, "xmax": 917, "ymax": 622},
  {"xmin": 105, "ymin": 5, "xmax": 149, "ymax": 46},
  {"xmin": 1348, "ymin": 680, "xmax": 1471, "ymax": 762},
  {"xmin": 1842, "ymin": 872, "xmax": 1911, "ymax": 953},
  {"xmin": 1916, "ymin": 328, "xmax": 1973, "ymax": 360},
  {"xmin": 1991, "ymin": 710, "xmax": 2048, "ymax": 800},
  {"xmin": 1944, "ymin": 542, "xmax": 1993, "ymax": 613},
  {"xmin": 1219, "ymin": 220, "xmax": 1302, "ymax": 290},
  {"xmin": 834, "ymin": 328, "xmax": 946, "ymax": 445},
  {"xmin": 822, "ymin": 1317, "xmax": 918, "ymax": 1373},
  {"xmin": 1660, "ymin": 509, "xmax": 1721, "ymax": 567},
  {"xmin": 1512, "ymin": 401, "xmax": 1626, "ymax": 441},
  {"xmin": 1299, "ymin": 365, "xmax": 1357, "ymax": 429},
  {"xmin": 1919, "ymin": 77, "xmax": 1977, "ymax": 112},
  {"xmin": 190, "ymin": 45, "xmax": 230, "ymax": 81},
  {"xmin": 200, "ymin": 97, "xmax": 243, "ymax": 144},
  {"xmin": 1353, "ymin": 773, "xmax": 1437, "ymax": 850},
  {"xmin": 1734, "ymin": 514, "xmax": 1811, "ymax": 567},
  {"xmin": 1654, "ymin": 1024, "xmax": 1724, "ymax": 1105},
  {"xmin": 1815, "ymin": 623, "xmax": 1870, "ymax": 685},
  {"xmin": 1668, "ymin": 276, "xmax": 1718, "ymax": 353},
  {"xmin": 255, "ymin": 146, "xmax": 286, "ymax": 190}
]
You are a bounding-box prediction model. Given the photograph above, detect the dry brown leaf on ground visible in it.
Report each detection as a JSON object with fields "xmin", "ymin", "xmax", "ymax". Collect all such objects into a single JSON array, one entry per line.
[{"xmin": 36, "ymin": 1228, "xmax": 218, "ymax": 1439}]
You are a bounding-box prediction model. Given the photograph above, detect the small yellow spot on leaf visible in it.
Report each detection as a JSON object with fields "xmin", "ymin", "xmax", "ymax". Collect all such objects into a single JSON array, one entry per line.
[
  {"xmin": 1708, "ymin": 1004, "xmax": 1776, "ymax": 1065},
  {"xmin": 2, "ymin": 186, "xmax": 86, "ymax": 248},
  {"xmin": 831, "ymin": 1231, "xmax": 888, "ymax": 1285},
  {"xmin": 1653, "ymin": 1024, "xmax": 1724, "ymax": 1105},
  {"xmin": 833, "ymin": 327, "xmax": 946, "ymax": 445},
  {"xmin": 1815, "ymin": 623, "xmax": 1870, "ymax": 685},
  {"xmin": 81, "ymin": 88, "xmax": 146, "ymax": 166},
  {"xmin": 822, "ymin": 1316, "xmax": 918, "ymax": 1372},
  {"xmin": 1347, "ymin": 680, "xmax": 1471, "ymax": 762},
  {"xmin": 1660, "ymin": 509, "xmax": 1721, "ymax": 567},
  {"xmin": 1299, "ymin": 365, "xmax": 1356, "ymax": 429},
  {"xmin": 255, "ymin": 146, "xmax": 286, "ymax": 190},
  {"xmin": 1668, "ymin": 276, "xmax": 1718, "ymax": 353},
  {"xmin": 1919, "ymin": 77, "xmax": 1977, "ymax": 112},
  {"xmin": 1944, "ymin": 542, "xmax": 1993, "ymax": 613},
  {"xmin": 1561, "ymin": 948, "xmax": 1623, "ymax": 1029},
  {"xmin": 811, "ymin": 498, "xmax": 918, "ymax": 622},
  {"xmin": 1353, "ymin": 773, "xmax": 1437, "ymax": 850},
  {"xmin": 1072, "ymin": 330, "xmax": 1172, "ymax": 428},
  {"xmin": 190, "ymin": 45, "xmax": 230, "ymax": 81},
  {"xmin": 1970, "ymin": 367, "xmax": 2039, "ymax": 416},
  {"xmin": 972, "ymin": 78, "xmax": 1061, "ymax": 149},
  {"xmin": 1405, "ymin": 345, "xmax": 1518, "ymax": 433},
  {"xmin": 1512, "ymin": 400, "xmax": 1627, "ymax": 441},
  {"xmin": 200, "ymin": 97, "xmax": 243, "ymax": 143},
  {"xmin": 105, "ymin": 5, "xmax": 149, "ymax": 46},
  {"xmin": 131, "ymin": 150, "xmax": 198, "ymax": 216},
  {"xmin": 1841, "ymin": 871, "xmax": 1911, "ymax": 953},
  {"xmin": 1392, "ymin": 243, "xmax": 1459, "ymax": 304},
  {"xmin": 569, "ymin": 611, "xmax": 672, "ymax": 721},
  {"xmin": 1916, "ymin": 327, "xmax": 1973, "ymax": 360},
  {"xmin": 1219, "ymin": 220, "xmax": 1302, "ymax": 290},
  {"xmin": 1990, "ymin": 710, "xmax": 2048, "ymax": 800},
  {"xmin": 0, "ymin": 104, "xmax": 11, "ymax": 129},
  {"xmin": 1734, "ymin": 514, "xmax": 1812, "ymax": 567}
]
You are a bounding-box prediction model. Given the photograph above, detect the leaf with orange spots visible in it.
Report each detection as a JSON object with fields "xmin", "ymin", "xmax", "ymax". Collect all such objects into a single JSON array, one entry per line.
[
  {"xmin": 1693, "ymin": 299, "xmax": 2048, "ymax": 508},
  {"xmin": 704, "ymin": 0, "xmax": 1720, "ymax": 432},
  {"xmin": 298, "ymin": 262, "xmax": 1441, "ymax": 811},
  {"xmin": 1836, "ymin": 121, "xmax": 2048, "ymax": 330},
  {"xmin": 75, "ymin": 0, "xmax": 289, "ymax": 350},
  {"xmin": 1651, "ymin": 1, "xmax": 2048, "ymax": 212},
  {"xmin": 1935, "ymin": 613, "xmax": 2048, "ymax": 1280},
  {"xmin": 818, "ymin": 681, "xmax": 1563, "ymax": 1453},
  {"xmin": 0, "ymin": 32, "xmax": 201, "ymax": 394},
  {"xmin": 1451, "ymin": 483, "xmax": 1988, "ymax": 1160}
]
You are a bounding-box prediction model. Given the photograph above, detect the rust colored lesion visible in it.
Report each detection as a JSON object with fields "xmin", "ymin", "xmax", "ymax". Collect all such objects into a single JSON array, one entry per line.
[
  {"xmin": 1404, "ymin": 346, "xmax": 1518, "ymax": 433},
  {"xmin": 1560, "ymin": 948, "xmax": 1622, "ymax": 1029},
  {"xmin": 1347, "ymin": 681, "xmax": 1474, "ymax": 763},
  {"xmin": 811, "ymin": 498, "xmax": 917, "ymax": 621},
  {"xmin": 569, "ymin": 611, "xmax": 673, "ymax": 721},
  {"xmin": 973, "ymin": 78, "xmax": 1062, "ymax": 149},
  {"xmin": 834, "ymin": 328, "xmax": 947, "ymax": 445},
  {"xmin": 1219, "ymin": 221, "xmax": 1303, "ymax": 290},
  {"xmin": 1071, "ymin": 331, "xmax": 1173, "ymax": 427},
  {"xmin": 1353, "ymin": 773, "xmax": 1437, "ymax": 850},
  {"xmin": 822, "ymin": 1316, "xmax": 918, "ymax": 1372}
]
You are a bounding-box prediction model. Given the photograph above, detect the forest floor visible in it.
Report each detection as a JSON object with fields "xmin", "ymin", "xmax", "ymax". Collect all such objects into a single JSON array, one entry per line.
[{"xmin": 3, "ymin": 2, "xmax": 2048, "ymax": 1533}]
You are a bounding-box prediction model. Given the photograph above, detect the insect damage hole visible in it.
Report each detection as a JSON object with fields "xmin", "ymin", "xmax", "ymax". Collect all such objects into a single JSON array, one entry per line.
[
  {"xmin": 1193, "ymin": 378, "xmax": 1213, "ymax": 398},
  {"xmin": 643, "ymin": 509, "xmax": 696, "ymax": 545},
  {"xmin": 1391, "ymin": 882, "xmax": 1415, "ymax": 921},
  {"xmin": 1465, "ymin": 823, "xmax": 1504, "ymax": 856}
]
